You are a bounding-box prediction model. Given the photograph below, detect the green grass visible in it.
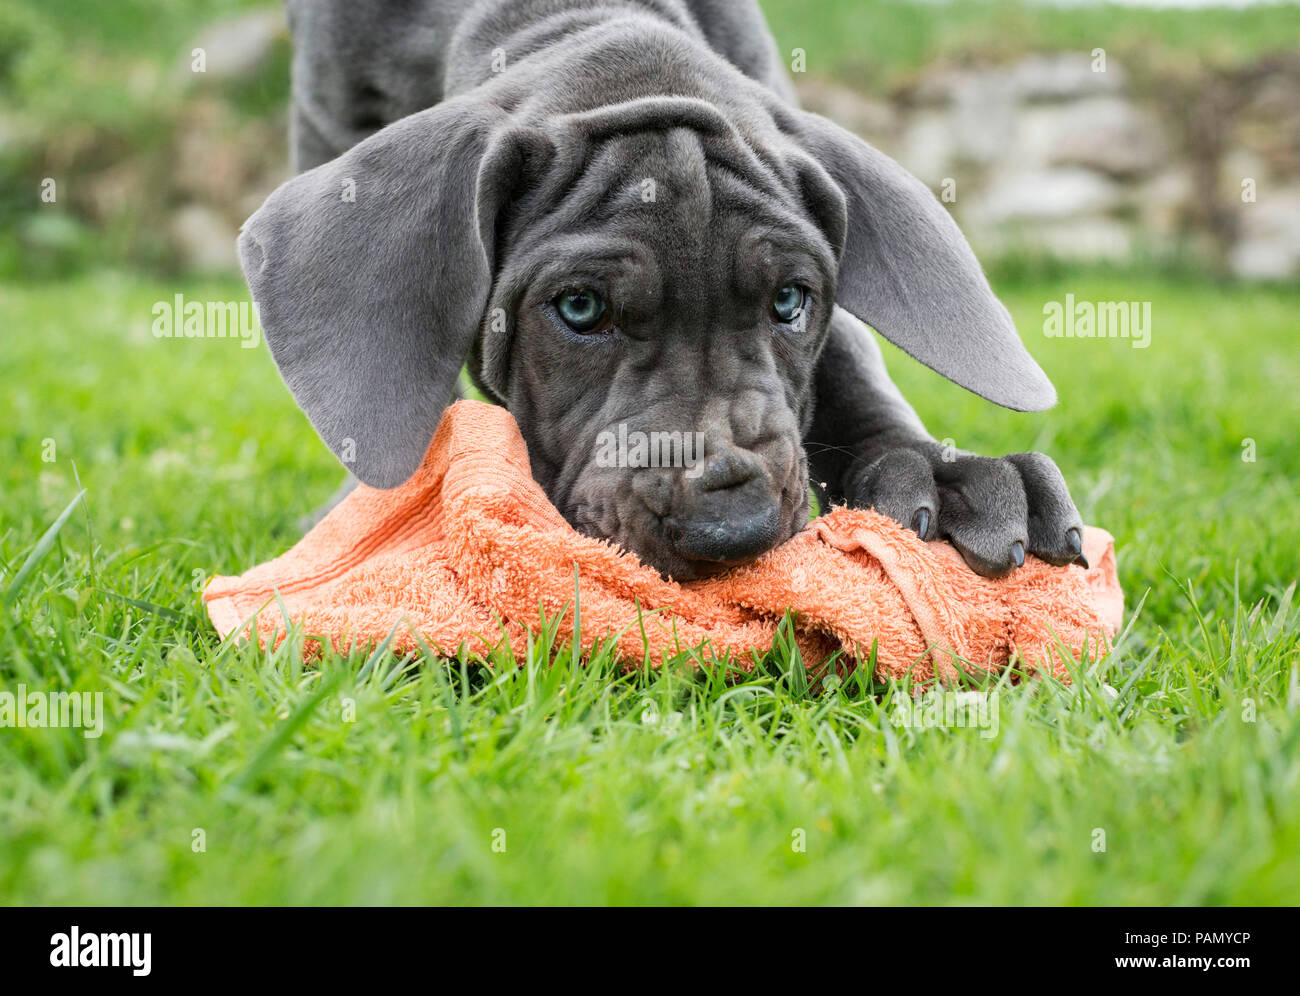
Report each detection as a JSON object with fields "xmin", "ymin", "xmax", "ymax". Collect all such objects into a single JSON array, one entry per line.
[
  {"xmin": 1, "ymin": 269, "xmax": 1297, "ymax": 905},
  {"xmin": 761, "ymin": 0, "xmax": 1300, "ymax": 90}
]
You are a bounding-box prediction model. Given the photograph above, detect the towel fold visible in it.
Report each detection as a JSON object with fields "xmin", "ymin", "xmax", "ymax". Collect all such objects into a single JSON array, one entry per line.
[{"xmin": 205, "ymin": 400, "xmax": 1123, "ymax": 684}]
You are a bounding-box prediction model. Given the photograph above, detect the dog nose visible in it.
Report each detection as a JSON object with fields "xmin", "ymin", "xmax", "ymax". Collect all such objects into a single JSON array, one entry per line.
[{"xmin": 666, "ymin": 450, "xmax": 782, "ymax": 565}]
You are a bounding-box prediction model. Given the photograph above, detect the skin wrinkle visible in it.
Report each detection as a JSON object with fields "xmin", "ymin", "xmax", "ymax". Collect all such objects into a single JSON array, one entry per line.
[{"xmin": 481, "ymin": 123, "xmax": 829, "ymax": 577}]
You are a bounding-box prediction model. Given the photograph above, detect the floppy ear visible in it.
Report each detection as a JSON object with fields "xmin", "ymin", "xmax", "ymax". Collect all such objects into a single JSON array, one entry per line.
[
  {"xmin": 239, "ymin": 97, "xmax": 547, "ymax": 488},
  {"xmin": 780, "ymin": 110, "xmax": 1056, "ymax": 412}
]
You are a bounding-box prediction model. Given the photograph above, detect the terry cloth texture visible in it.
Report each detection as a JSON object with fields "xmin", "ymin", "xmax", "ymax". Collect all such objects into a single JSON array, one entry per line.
[{"xmin": 205, "ymin": 401, "xmax": 1123, "ymax": 684}]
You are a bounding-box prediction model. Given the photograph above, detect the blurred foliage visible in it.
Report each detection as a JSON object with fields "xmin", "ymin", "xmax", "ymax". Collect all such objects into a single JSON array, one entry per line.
[
  {"xmin": 763, "ymin": 0, "xmax": 1300, "ymax": 89},
  {"xmin": 0, "ymin": 0, "xmax": 282, "ymax": 279},
  {"xmin": 1, "ymin": 0, "xmax": 1299, "ymax": 279}
]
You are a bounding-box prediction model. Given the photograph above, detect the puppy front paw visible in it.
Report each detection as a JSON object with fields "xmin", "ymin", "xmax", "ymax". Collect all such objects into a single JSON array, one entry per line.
[{"xmin": 847, "ymin": 445, "xmax": 1085, "ymax": 578}]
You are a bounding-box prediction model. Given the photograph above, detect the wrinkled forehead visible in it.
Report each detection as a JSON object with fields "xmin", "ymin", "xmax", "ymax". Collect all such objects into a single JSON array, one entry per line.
[{"xmin": 503, "ymin": 124, "xmax": 836, "ymax": 301}]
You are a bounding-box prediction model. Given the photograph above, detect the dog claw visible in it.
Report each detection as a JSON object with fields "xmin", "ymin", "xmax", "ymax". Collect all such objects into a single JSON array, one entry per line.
[
  {"xmin": 1073, "ymin": 553, "xmax": 1090, "ymax": 569},
  {"xmin": 911, "ymin": 508, "xmax": 931, "ymax": 539},
  {"xmin": 1011, "ymin": 541, "xmax": 1025, "ymax": 568},
  {"xmin": 1066, "ymin": 527, "xmax": 1082, "ymax": 557}
]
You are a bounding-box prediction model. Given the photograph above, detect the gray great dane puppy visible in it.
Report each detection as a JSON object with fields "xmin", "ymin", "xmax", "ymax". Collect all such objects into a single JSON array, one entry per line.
[{"xmin": 239, "ymin": 0, "xmax": 1086, "ymax": 581}]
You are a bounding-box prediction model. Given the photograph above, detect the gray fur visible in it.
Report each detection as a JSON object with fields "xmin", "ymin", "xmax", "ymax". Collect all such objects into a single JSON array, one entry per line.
[{"xmin": 242, "ymin": 0, "xmax": 1082, "ymax": 579}]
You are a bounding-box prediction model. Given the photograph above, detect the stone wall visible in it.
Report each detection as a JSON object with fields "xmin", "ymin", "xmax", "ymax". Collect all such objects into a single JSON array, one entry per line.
[{"xmin": 800, "ymin": 52, "xmax": 1300, "ymax": 280}]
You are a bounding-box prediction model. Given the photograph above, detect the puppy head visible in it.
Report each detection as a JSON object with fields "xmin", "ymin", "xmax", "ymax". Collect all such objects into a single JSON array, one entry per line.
[
  {"xmin": 239, "ymin": 92, "xmax": 1053, "ymax": 579},
  {"xmin": 476, "ymin": 110, "xmax": 840, "ymax": 579}
]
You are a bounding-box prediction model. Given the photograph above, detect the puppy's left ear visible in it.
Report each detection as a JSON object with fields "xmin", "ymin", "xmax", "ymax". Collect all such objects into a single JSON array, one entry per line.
[{"xmin": 778, "ymin": 109, "xmax": 1055, "ymax": 412}]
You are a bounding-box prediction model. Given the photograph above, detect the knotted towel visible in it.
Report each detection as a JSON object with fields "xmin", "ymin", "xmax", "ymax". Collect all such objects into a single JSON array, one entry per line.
[{"xmin": 205, "ymin": 401, "xmax": 1123, "ymax": 684}]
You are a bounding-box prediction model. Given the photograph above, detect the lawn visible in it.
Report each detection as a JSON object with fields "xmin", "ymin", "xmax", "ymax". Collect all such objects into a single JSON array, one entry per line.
[{"xmin": 1, "ymin": 269, "xmax": 1297, "ymax": 905}]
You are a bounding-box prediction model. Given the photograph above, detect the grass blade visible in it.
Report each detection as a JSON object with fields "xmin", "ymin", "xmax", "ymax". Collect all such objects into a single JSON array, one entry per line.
[{"xmin": 3, "ymin": 489, "xmax": 87, "ymax": 606}]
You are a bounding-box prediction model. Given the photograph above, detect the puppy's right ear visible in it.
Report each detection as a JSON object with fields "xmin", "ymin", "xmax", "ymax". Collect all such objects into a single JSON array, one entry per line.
[{"xmin": 239, "ymin": 97, "xmax": 549, "ymax": 488}]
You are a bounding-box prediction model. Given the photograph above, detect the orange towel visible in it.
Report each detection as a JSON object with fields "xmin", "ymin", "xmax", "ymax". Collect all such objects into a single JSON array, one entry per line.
[{"xmin": 205, "ymin": 400, "xmax": 1123, "ymax": 684}]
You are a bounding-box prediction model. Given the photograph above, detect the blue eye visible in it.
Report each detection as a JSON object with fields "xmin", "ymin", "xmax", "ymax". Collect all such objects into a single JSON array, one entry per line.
[
  {"xmin": 555, "ymin": 289, "xmax": 609, "ymax": 333},
  {"xmin": 772, "ymin": 284, "xmax": 807, "ymax": 323}
]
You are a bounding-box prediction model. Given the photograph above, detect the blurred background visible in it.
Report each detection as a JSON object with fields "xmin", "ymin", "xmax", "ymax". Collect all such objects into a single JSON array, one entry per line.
[{"xmin": 1, "ymin": 0, "xmax": 1297, "ymax": 283}]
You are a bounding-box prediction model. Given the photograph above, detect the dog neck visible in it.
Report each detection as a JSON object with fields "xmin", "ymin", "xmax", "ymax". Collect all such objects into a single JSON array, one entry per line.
[{"xmin": 440, "ymin": 0, "xmax": 786, "ymax": 109}]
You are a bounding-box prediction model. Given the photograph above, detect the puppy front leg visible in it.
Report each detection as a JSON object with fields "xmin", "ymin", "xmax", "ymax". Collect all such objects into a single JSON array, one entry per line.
[{"xmin": 806, "ymin": 307, "xmax": 1085, "ymax": 577}]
